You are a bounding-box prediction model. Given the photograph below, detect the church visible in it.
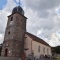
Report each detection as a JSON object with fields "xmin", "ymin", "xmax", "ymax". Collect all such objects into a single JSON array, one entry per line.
[{"xmin": 1, "ymin": 3, "xmax": 52, "ymax": 60}]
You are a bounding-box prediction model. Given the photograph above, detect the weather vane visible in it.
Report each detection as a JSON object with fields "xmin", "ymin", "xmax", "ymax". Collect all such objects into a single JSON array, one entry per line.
[{"xmin": 19, "ymin": 0, "xmax": 20, "ymax": 6}]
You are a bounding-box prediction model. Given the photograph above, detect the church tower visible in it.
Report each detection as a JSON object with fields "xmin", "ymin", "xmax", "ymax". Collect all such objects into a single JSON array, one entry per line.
[{"xmin": 1, "ymin": 3, "xmax": 27, "ymax": 57}]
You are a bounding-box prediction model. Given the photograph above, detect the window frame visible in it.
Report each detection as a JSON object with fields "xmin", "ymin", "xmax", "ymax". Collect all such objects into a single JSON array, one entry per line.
[
  {"xmin": 38, "ymin": 45, "xmax": 40, "ymax": 52},
  {"xmin": 11, "ymin": 17, "xmax": 13, "ymax": 21},
  {"xmin": 43, "ymin": 47, "xmax": 45, "ymax": 53}
]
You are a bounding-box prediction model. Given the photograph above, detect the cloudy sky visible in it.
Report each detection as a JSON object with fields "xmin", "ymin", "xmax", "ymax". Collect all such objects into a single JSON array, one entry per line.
[{"xmin": 0, "ymin": 0, "xmax": 60, "ymax": 47}]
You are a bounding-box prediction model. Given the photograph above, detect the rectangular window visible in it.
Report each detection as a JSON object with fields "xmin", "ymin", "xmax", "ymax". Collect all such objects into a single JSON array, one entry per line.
[
  {"xmin": 43, "ymin": 47, "xmax": 45, "ymax": 53},
  {"xmin": 9, "ymin": 17, "xmax": 14, "ymax": 25},
  {"xmin": 11, "ymin": 17, "xmax": 13, "ymax": 21},
  {"xmin": 8, "ymin": 31, "xmax": 10, "ymax": 34},
  {"xmin": 47, "ymin": 48, "xmax": 49, "ymax": 53},
  {"xmin": 38, "ymin": 46, "xmax": 40, "ymax": 52}
]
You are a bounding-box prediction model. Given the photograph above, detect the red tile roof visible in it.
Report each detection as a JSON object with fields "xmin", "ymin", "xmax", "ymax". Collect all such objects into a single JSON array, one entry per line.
[{"xmin": 26, "ymin": 32, "xmax": 51, "ymax": 47}]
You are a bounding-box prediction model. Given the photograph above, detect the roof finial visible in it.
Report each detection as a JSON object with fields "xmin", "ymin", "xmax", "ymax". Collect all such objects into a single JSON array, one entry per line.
[{"xmin": 19, "ymin": 0, "xmax": 20, "ymax": 6}]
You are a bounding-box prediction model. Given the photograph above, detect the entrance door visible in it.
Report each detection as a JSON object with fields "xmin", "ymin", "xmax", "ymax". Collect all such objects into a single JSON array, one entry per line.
[{"xmin": 5, "ymin": 48, "xmax": 8, "ymax": 56}]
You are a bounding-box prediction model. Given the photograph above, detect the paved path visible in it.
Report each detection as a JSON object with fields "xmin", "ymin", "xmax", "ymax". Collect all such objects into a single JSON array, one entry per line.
[
  {"xmin": 0, "ymin": 57, "xmax": 20, "ymax": 60},
  {"xmin": 0, "ymin": 57, "xmax": 53, "ymax": 60},
  {"xmin": 39, "ymin": 58, "xmax": 53, "ymax": 60}
]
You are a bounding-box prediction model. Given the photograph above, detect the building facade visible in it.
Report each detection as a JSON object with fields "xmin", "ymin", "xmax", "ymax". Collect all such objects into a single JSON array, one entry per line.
[
  {"xmin": 1, "ymin": 6, "xmax": 27, "ymax": 57},
  {"xmin": 25, "ymin": 33, "xmax": 52, "ymax": 58},
  {"xmin": 1, "ymin": 5, "xmax": 52, "ymax": 59}
]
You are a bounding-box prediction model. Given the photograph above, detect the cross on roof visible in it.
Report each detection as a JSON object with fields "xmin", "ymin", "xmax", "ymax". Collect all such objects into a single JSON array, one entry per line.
[{"xmin": 19, "ymin": 0, "xmax": 20, "ymax": 6}]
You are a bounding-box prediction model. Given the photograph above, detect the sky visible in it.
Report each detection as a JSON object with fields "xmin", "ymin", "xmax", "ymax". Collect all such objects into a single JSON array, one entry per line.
[{"xmin": 0, "ymin": 0, "xmax": 60, "ymax": 47}]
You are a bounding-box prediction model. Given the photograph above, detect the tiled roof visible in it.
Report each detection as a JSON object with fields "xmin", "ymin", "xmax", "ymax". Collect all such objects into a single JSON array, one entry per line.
[{"xmin": 26, "ymin": 32, "xmax": 51, "ymax": 47}]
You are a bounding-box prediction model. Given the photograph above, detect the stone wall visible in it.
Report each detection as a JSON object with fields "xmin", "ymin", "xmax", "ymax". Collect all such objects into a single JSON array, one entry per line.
[{"xmin": 1, "ymin": 13, "xmax": 27, "ymax": 57}]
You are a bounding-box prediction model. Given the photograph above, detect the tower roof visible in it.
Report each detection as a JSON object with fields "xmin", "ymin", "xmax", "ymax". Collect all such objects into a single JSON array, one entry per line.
[{"xmin": 12, "ymin": 6, "xmax": 24, "ymax": 15}]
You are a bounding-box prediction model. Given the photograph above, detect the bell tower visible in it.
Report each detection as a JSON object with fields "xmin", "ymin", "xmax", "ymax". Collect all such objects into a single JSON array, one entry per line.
[{"xmin": 1, "ymin": 3, "xmax": 27, "ymax": 57}]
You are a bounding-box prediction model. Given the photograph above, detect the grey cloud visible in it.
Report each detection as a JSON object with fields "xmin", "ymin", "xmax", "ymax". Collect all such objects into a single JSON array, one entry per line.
[
  {"xmin": 0, "ymin": 0, "xmax": 17, "ymax": 44},
  {"xmin": 0, "ymin": 0, "xmax": 60, "ymax": 46},
  {"xmin": 24, "ymin": 0, "xmax": 60, "ymax": 10},
  {"xmin": 4, "ymin": 0, "xmax": 16, "ymax": 13},
  {"xmin": 0, "ymin": 0, "xmax": 17, "ymax": 34},
  {"xmin": 0, "ymin": 15, "xmax": 7, "ymax": 34},
  {"xmin": 37, "ymin": 10, "xmax": 49, "ymax": 18},
  {"xmin": 0, "ymin": 34, "xmax": 4, "ymax": 44},
  {"xmin": 23, "ymin": 0, "xmax": 60, "ymax": 46},
  {"xmin": 23, "ymin": 0, "xmax": 60, "ymax": 18}
]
